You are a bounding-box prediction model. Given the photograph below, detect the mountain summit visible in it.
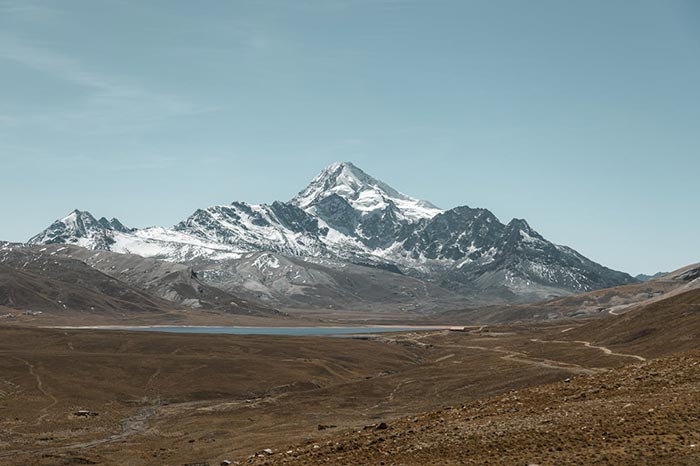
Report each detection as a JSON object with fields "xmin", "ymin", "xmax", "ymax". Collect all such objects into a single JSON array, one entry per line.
[
  {"xmin": 29, "ymin": 162, "xmax": 636, "ymax": 303},
  {"xmin": 292, "ymin": 162, "xmax": 441, "ymax": 221},
  {"xmin": 28, "ymin": 209, "xmax": 131, "ymax": 250}
]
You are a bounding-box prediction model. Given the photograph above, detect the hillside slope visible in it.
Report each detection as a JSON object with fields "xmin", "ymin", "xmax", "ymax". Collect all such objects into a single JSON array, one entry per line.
[
  {"xmin": 249, "ymin": 349, "xmax": 700, "ymax": 466},
  {"xmin": 0, "ymin": 246, "xmax": 175, "ymax": 315},
  {"xmin": 439, "ymin": 262, "xmax": 700, "ymax": 324},
  {"xmin": 0, "ymin": 244, "xmax": 281, "ymax": 319},
  {"xmin": 39, "ymin": 244, "xmax": 282, "ymax": 317},
  {"xmin": 569, "ymin": 286, "xmax": 700, "ymax": 358}
]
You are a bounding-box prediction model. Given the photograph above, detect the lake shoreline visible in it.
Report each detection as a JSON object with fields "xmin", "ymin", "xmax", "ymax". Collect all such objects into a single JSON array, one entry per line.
[{"xmin": 45, "ymin": 324, "xmax": 460, "ymax": 335}]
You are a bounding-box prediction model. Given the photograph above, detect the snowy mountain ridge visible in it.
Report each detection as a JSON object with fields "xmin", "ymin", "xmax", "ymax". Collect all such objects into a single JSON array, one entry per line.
[{"xmin": 28, "ymin": 162, "xmax": 637, "ymax": 301}]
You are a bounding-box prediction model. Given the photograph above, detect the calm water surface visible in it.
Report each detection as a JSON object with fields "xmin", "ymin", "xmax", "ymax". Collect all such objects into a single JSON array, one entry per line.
[{"xmin": 104, "ymin": 326, "xmax": 443, "ymax": 336}]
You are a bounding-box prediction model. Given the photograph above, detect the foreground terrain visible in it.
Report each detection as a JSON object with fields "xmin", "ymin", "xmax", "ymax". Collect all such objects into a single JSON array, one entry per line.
[
  {"xmin": 251, "ymin": 349, "xmax": 700, "ymax": 465},
  {"xmin": 0, "ymin": 317, "xmax": 676, "ymax": 465},
  {"xmin": 1, "ymin": 282, "xmax": 698, "ymax": 465}
]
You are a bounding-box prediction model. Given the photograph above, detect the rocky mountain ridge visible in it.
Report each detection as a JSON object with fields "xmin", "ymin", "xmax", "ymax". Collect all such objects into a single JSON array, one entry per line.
[{"xmin": 28, "ymin": 162, "xmax": 636, "ymax": 303}]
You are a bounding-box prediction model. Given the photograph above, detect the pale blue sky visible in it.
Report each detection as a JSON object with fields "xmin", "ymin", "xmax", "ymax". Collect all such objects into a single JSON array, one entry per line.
[{"xmin": 1, "ymin": 0, "xmax": 698, "ymax": 275}]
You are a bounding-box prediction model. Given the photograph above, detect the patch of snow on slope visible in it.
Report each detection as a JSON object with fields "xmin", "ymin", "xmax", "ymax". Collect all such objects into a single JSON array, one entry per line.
[
  {"xmin": 520, "ymin": 230, "xmax": 538, "ymax": 243},
  {"xmin": 109, "ymin": 228, "xmax": 243, "ymax": 262},
  {"xmin": 253, "ymin": 253, "xmax": 280, "ymax": 271}
]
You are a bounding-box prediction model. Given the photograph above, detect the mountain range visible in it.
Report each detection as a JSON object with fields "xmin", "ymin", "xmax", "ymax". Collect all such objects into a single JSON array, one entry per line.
[
  {"xmin": 635, "ymin": 272, "xmax": 668, "ymax": 282},
  {"xmin": 28, "ymin": 162, "xmax": 636, "ymax": 309}
]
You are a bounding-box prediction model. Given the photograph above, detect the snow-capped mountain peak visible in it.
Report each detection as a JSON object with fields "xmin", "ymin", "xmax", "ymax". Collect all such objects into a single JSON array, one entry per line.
[
  {"xmin": 291, "ymin": 162, "xmax": 442, "ymax": 221},
  {"xmin": 98, "ymin": 217, "xmax": 131, "ymax": 233},
  {"xmin": 28, "ymin": 209, "xmax": 131, "ymax": 249}
]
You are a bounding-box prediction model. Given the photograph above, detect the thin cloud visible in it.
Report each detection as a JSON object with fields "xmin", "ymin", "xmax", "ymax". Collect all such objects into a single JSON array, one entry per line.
[
  {"xmin": 0, "ymin": 114, "xmax": 17, "ymax": 125},
  {"xmin": 105, "ymin": 156, "xmax": 178, "ymax": 172},
  {"xmin": 0, "ymin": 34, "xmax": 208, "ymax": 135},
  {"xmin": 6, "ymin": 152, "xmax": 225, "ymax": 173},
  {"xmin": 1, "ymin": 38, "xmax": 130, "ymax": 94},
  {"xmin": 0, "ymin": 0, "xmax": 58, "ymax": 20}
]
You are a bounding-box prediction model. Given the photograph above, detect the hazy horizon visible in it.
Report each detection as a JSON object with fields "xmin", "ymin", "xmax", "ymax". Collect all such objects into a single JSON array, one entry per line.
[{"xmin": 2, "ymin": 0, "xmax": 699, "ymax": 275}]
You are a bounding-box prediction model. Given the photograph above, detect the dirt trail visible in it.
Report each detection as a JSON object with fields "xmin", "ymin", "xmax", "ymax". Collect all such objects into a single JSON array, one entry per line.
[
  {"xmin": 385, "ymin": 331, "xmax": 600, "ymax": 375},
  {"xmin": 530, "ymin": 338, "xmax": 647, "ymax": 362},
  {"xmin": 0, "ymin": 377, "xmax": 18, "ymax": 400},
  {"xmin": 69, "ymin": 405, "xmax": 156, "ymax": 448},
  {"xmin": 1, "ymin": 356, "xmax": 159, "ymax": 460},
  {"xmin": 146, "ymin": 367, "xmax": 162, "ymax": 390},
  {"xmin": 576, "ymin": 340, "xmax": 647, "ymax": 361},
  {"xmin": 12, "ymin": 357, "xmax": 58, "ymax": 425},
  {"xmin": 369, "ymin": 379, "xmax": 417, "ymax": 410},
  {"xmin": 309, "ymin": 359, "xmax": 355, "ymax": 379},
  {"xmin": 462, "ymin": 345, "xmax": 599, "ymax": 375},
  {"xmin": 0, "ymin": 405, "xmax": 157, "ymax": 460},
  {"xmin": 434, "ymin": 353, "xmax": 455, "ymax": 363},
  {"xmin": 63, "ymin": 331, "xmax": 75, "ymax": 351},
  {"xmin": 397, "ymin": 331, "xmax": 447, "ymax": 342}
]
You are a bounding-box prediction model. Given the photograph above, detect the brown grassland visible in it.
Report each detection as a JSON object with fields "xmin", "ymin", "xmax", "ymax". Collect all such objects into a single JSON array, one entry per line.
[{"xmin": 0, "ymin": 284, "xmax": 699, "ymax": 465}]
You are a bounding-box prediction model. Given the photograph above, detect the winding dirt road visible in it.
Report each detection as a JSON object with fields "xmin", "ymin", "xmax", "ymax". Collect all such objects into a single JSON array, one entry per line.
[{"xmin": 530, "ymin": 338, "xmax": 646, "ymax": 362}]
